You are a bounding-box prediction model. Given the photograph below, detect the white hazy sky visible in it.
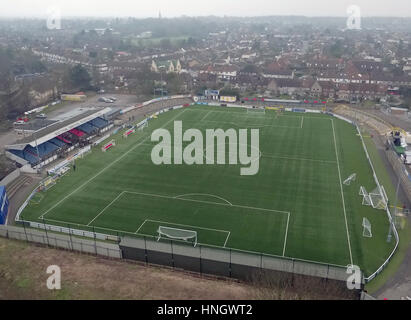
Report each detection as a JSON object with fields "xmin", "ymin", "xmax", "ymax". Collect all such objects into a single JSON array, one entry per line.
[{"xmin": 0, "ymin": 0, "xmax": 410, "ymax": 18}]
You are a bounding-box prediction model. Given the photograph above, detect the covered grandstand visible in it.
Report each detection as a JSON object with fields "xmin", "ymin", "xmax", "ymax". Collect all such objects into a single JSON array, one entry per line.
[{"xmin": 6, "ymin": 107, "xmax": 113, "ymax": 171}]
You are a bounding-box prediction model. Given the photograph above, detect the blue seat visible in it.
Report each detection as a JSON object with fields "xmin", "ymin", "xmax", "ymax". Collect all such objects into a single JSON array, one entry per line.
[
  {"xmin": 77, "ymin": 123, "xmax": 96, "ymax": 134},
  {"xmin": 88, "ymin": 117, "xmax": 108, "ymax": 129},
  {"xmin": 22, "ymin": 149, "xmax": 39, "ymax": 165},
  {"xmin": 50, "ymin": 138, "xmax": 66, "ymax": 147},
  {"xmin": 36, "ymin": 142, "xmax": 59, "ymax": 158}
]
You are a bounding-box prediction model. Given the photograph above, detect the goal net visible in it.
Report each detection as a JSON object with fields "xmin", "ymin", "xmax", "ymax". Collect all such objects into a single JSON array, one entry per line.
[
  {"xmin": 247, "ymin": 107, "xmax": 266, "ymax": 114},
  {"xmin": 343, "ymin": 173, "xmax": 356, "ymax": 186},
  {"xmin": 157, "ymin": 226, "xmax": 198, "ymax": 246},
  {"xmin": 359, "ymin": 186, "xmax": 387, "ymax": 210},
  {"xmin": 362, "ymin": 218, "xmax": 372, "ymax": 237},
  {"xmin": 369, "ymin": 187, "xmax": 388, "ymax": 210},
  {"xmin": 359, "ymin": 186, "xmax": 372, "ymax": 206},
  {"xmin": 39, "ymin": 176, "xmax": 57, "ymax": 192}
]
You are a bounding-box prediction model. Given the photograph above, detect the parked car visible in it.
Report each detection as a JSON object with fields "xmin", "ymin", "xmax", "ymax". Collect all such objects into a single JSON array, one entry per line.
[
  {"xmin": 108, "ymin": 97, "xmax": 117, "ymax": 101},
  {"xmin": 14, "ymin": 120, "xmax": 25, "ymax": 125},
  {"xmin": 36, "ymin": 113, "xmax": 47, "ymax": 119}
]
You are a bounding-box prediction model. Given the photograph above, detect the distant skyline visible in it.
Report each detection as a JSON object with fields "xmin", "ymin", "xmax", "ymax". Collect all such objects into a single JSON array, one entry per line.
[{"xmin": 0, "ymin": 0, "xmax": 410, "ymax": 18}]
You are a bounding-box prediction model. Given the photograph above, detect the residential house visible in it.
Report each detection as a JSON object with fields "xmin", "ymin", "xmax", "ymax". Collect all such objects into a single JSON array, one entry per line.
[
  {"xmin": 262, "ymin": 62, "xmax": 294, "ymax": 79},
  {"xmin": 267, "ymin": 79, "xmax": 303, "ymax": 96},
  {"xmin": 151, "ymin": 60, "xmax": 182, "ymax": 74}
]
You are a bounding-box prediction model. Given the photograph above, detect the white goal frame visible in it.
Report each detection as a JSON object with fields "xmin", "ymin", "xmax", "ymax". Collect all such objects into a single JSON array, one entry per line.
[
  {"xmin": 157, "ymin": 226, "xmax": 198, "ymax": 247},
  {"xmin": 359, "ymin": 186, "xmax": 372, "ymax": 206},
  {"xmin": 39, "ymin": 176, "xmax": 57, "ymax": 191},
  {"xmin": 359, "ymin": 186, "xmax": 387, "ymax": 210},
  {"xmin": 247, "ymin": 107, "xmax": 266, "ymax": 114},
  {"xmin": 362, "ymin": 217, "xmax": 372, "ymax": 238},
  {"xmin": 343, "ymin": 173, "xmax": 356, "ymax": 186},
  {"xmin": 369, "ymin": 187, "xmax": 388, "ymax": 210}
]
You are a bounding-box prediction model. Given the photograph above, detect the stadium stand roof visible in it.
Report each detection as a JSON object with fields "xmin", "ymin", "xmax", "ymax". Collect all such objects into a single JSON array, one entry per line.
[{"xmin": 7, "ymin": 107, "xmax": 112, "ymax": 150}]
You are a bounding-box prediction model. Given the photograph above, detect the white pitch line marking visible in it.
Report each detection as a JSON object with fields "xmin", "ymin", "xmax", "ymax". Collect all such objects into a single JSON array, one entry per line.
[
  {"xmin": 39, "ymin": 109, "xmax": 187, "ymax": 219},
  {"xmin": 224, "ymin": 232, "xmax": 231, "ymax": 248},
  {"xmin": 87, "ymin": 192, "xmax": 125, "ymax": 226},
  {"xmin": 200, "ymin": 110, "xmax": 213, "ymax": 122},
  {"xmin": 186, "ymin": 109, "xmax": 330, "ymax": 121},
  {"xmin": 125, "ymin": 190, "xmax": 290, "ymax": 215},
  {"xmin": 262, "ymin": 153, "xmax": 337, "ymax": 164},
  {"xmin": 331, "ymin": 119, "xmax": 353, "ymax": 265},
  {"xmin": 283, "ymin": 212, "xmax": 290, "ymax": 257},
  {"xmin": 41, "ymin": 216, "xmax": 347, "ymax": 269},
  {"xmin": 144, "ymin": 219, "xmax": 230, "ymax": 235},
  {"xmin": 183, "ymin": 118, "xmax": 301, "ymax": 129},
  {"xmin": 135, "ymin": 219, "xmax": 148, "ymax": 234},
  {"xmin": 174, "ymin": 193, "xmax": 233, "ymax": 206}
]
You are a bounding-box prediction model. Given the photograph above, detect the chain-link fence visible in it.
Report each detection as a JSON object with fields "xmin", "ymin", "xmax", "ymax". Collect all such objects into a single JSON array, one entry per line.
[{"xmin": 0, "ymin": 225, "xmax": 121, "ymax": 259}]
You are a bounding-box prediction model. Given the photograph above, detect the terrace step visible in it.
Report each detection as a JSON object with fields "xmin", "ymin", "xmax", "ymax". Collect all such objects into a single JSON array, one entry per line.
[{"xmin": 6, "ymin": 175, "xmax": 33, "ymax": 199}]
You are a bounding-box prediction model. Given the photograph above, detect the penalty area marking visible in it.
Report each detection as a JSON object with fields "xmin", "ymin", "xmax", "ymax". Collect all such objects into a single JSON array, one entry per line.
[
  {"xmin": 40, "ymin": 216, "xmax": 346, "ymax": 268},
  {"xmin": 87, "ymin": 191, "xmax": 126, "ymax": 226},
  {"xmin": 84, "ymin": 190, "xmax": 290, "ymax": 254}
]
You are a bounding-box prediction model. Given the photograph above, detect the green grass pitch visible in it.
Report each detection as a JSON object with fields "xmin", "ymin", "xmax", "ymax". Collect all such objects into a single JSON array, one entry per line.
[{"xmin": 21, "ymin": 105, "xmax": 395, "ymax": 276}]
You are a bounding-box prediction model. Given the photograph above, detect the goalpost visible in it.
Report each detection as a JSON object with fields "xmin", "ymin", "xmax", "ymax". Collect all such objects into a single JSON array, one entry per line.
[
  {"xmin": 359, "ymin": 186, "xmax": 372, "ymax": 206},
  {"xmin": 39, "ymin": 176, "xmax": 57, "ymax": 192},
  {"xmin": 369, "ymin": 187, "xmax": 388, "ymax": 210},
  {"xmin": 359, "ymin": 186, "xmax": 387, "ymax": 210},
  {"xmin": 362, "ymin": 218, "xmax": 372, "ymax": 238},
  {"xmin": 247, "ymin": 107, "xmax": 266, "ymax": 114},
  {"xmin": 157, "ymin": 226, "xmax": 198, "ymax": 247}
]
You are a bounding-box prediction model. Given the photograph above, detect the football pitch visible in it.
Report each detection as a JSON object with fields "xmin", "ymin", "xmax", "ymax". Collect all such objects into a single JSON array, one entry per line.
[{"xmin": 21, "ymin": 105, "xmax": 396, "ymax": 276}]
